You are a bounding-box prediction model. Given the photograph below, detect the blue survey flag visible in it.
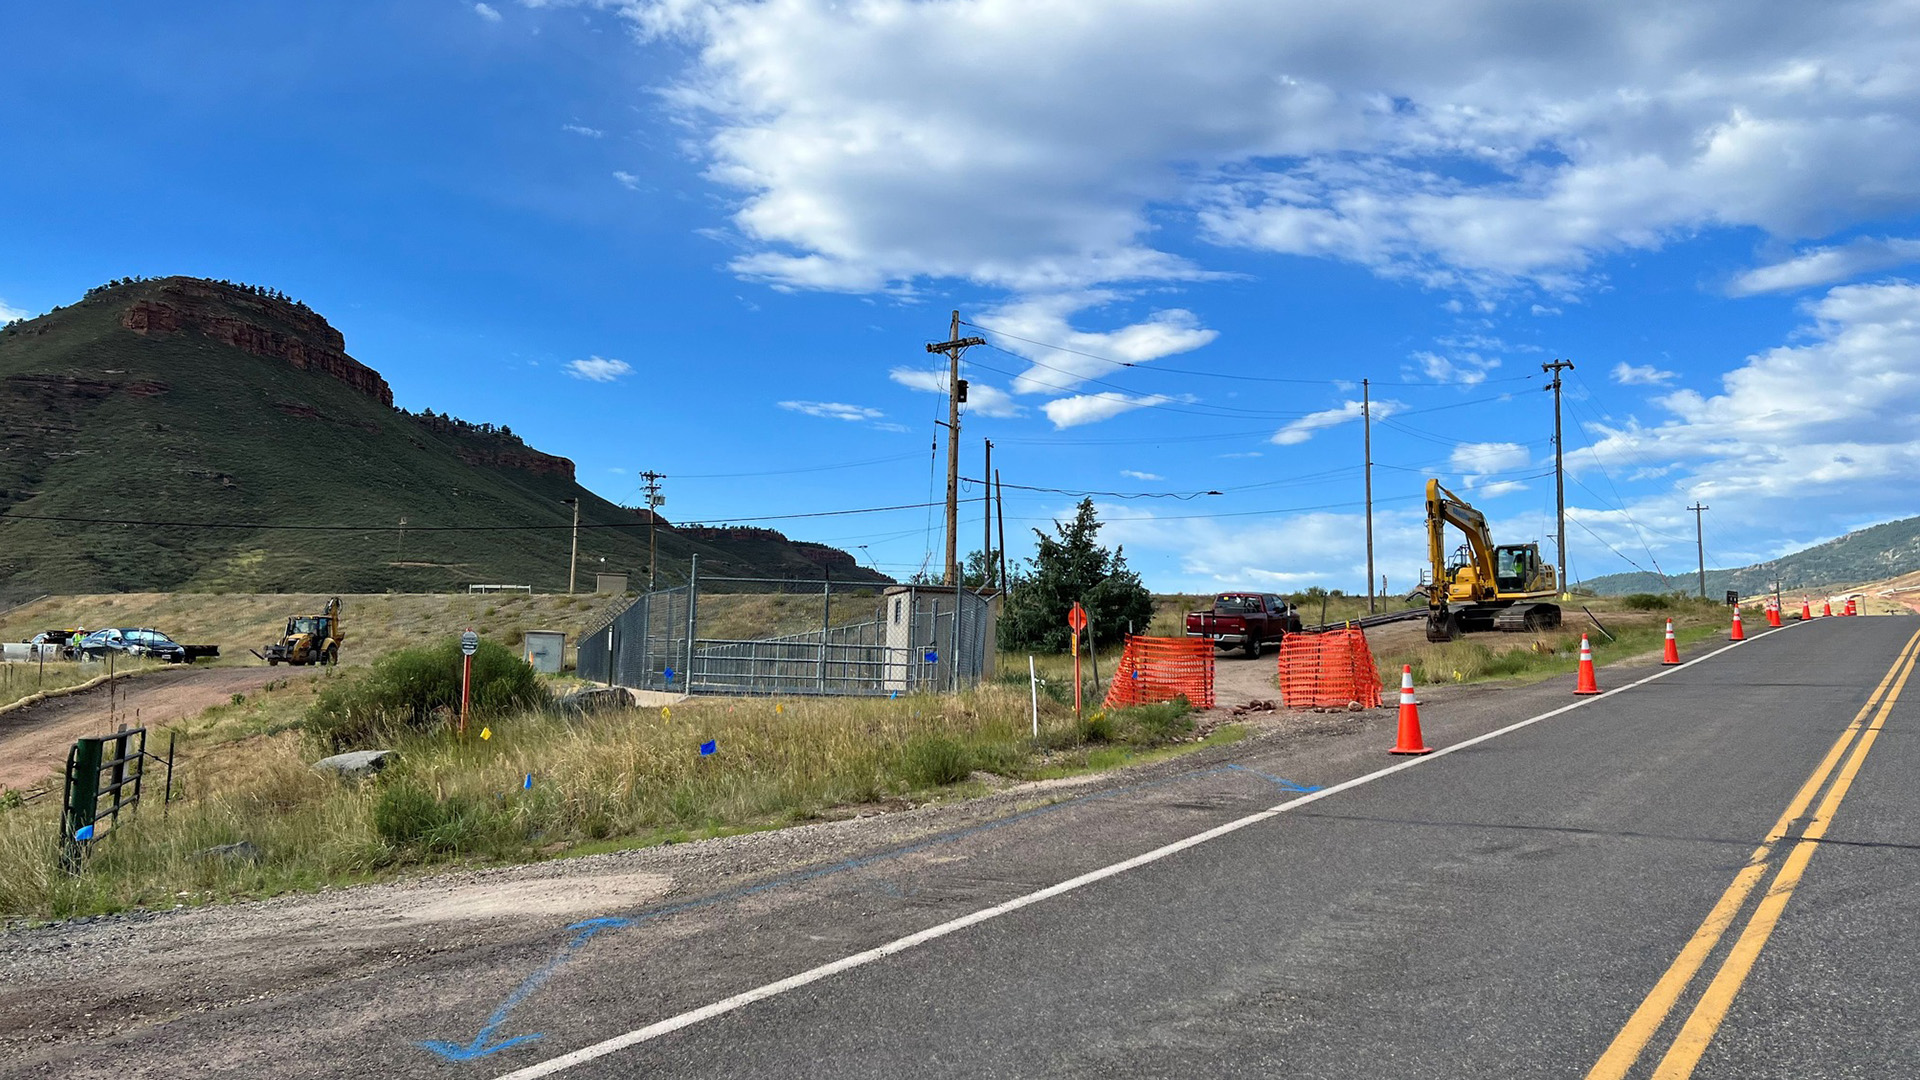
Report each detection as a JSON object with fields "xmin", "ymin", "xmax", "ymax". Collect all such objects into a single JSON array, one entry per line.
[
  {"xmin": 523, "ymin": 773, "xmax": 533, "ymax": 789},
  {"xmin": 74, "ymin": 824, "xmax": 95, "ymax": 841},
  {"xmin": 663, "ymin": 667, "xmax": 675, "ymax": 683},
  {"xmin": 699, "ymin": 740, "xmax": 717, "ymax": 756},
  {"xmin": 924, "ymin": 650, "xmax": 938, "ymax": 663}
]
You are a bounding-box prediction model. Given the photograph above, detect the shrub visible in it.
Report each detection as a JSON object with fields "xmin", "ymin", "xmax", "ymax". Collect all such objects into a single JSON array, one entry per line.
[
  {"xmin": 1079, "ymin": 710, "xmax": 1116, "ymax": 743},
  {"xmin": 899, "ymin": 734, "xmax": 974, "ymax": 787},
  {"xmin": 372, "ymin": 778, "xmax": 512, "ymax": 855},
  {"xmin": 1110, "ymin": 700, "xmax": 1193, "ymax": 743},
  {"xmin": 308, "ymin": 637, "xmax": 548, "ymax": 750},
  {"xmin": 1622, "ymin": 593, "xmax": 1673, "ymax": 611}
]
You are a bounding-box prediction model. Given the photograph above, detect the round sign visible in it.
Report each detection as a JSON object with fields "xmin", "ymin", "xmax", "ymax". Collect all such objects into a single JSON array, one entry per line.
[
  {"xmin": 460, "ymin": 631, "xmax": 479, "ymax": 656},
  {"xmin": 1067, "ymin": 603, "xmax": 1088, "ymax": 632}
]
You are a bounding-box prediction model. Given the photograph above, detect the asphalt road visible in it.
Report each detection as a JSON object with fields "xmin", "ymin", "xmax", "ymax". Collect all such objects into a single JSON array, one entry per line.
[{"xmin": 9, "ymin": 615, "xmax": 1916, "ymax": 1078}]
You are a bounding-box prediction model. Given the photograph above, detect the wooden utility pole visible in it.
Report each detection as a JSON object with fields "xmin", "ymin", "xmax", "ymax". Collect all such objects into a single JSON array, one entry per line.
[
  {"xmin": 639, "ymin": 470, "xmax": 666, "ymax": 590},
  {"xmin": 925, "ymin": 311, "xmax": 984, "ymax": 587},
  {"xmin": 983, "ymin": 439, "xmax": 994, "ymax": 591},
  {"xmin": 1363, "ymin": 377, "xmax": 1375, "ymax": 615},
  {"xmin": 1690, "ymin": 502, "xmax": 1710, "ymax": 598},
  {"xmin": 1542, "ymin": 359, "xmax": 1575, "ymax": 594},
  {"xmin": 996, "ymin": 469, "xmax": 1008, "ymax": 595},
  {"xmin": 563, "ymin": 497, "xmax": 580, "ymax": 594}
]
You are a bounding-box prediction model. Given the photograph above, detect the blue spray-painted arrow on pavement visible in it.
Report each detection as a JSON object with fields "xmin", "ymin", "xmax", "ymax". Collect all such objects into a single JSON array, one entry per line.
[{"xmin": 417, "ymin": 916, "xmax": 630, "ymax": 1062}]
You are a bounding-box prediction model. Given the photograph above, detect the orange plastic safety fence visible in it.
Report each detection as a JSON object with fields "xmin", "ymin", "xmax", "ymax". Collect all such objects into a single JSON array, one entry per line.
[
  {"xmin": 1274, "ymin": 626, "xmax": 1384, "ymax": 710},
  {"xmin": 1102, "ymin": 635, "xmax": 1215, "ymax": 710}
]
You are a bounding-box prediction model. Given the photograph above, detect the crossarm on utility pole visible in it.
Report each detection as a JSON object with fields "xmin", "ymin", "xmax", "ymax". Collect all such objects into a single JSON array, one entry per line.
[{"xmin": 926, "ymin": 312, "xmax": 986, "ymax": 588}]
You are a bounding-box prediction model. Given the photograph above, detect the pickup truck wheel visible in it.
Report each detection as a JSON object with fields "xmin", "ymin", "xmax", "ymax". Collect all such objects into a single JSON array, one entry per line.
[{"xmin": 1244, "ymin": 636, "xmax": 1261, "ymax": 659}]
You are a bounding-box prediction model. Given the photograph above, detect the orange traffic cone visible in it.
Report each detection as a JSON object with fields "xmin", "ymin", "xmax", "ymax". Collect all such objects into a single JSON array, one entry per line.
[
  {"xmin": 1801, "ymin": 599, "xmax": 1813, "ymax": 620},
  {"xmin": 1730, "ymin": 609, "xmax": 1746, "ymax": 641},
  {"xmin": 1662, "ymin": 619, "xmax": 1680, "ymax": 665},
  {"xmin": 1822, "ymin": 600, "xmax": 1833, "ymax": 618},
  {"xmin": 1575, "ymin": 634, "xmax": 1601, "ymax": 695},
  {"xmin": 1389, "ymin": 664, "xmax": 1432, "ymax": 755},
  {"xmin": 1767, "ymin": 601, "xmax": 1782, "ymax": 628},
  {"xmin": 1845, "ymin": 598, "xmax": 1857, "ymax": 616}
]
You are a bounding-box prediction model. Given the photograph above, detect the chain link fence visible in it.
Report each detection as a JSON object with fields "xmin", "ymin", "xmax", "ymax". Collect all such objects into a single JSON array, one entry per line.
[{"xmin": 577, "ymin": 559, "xmax": 994, "ymax": 697}]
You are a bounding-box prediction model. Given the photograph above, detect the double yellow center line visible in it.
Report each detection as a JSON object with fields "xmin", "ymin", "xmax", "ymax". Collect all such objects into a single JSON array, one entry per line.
[{"xmin": 1586, "ymin": 626, "xmax": 1920, "ymax": 1079}]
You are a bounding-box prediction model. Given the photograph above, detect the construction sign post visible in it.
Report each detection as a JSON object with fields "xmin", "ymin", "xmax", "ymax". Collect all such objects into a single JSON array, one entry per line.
[
  {"xmin": 459, "ymin": 630, "xmax": 478, "ymax": 736},
  {"xmin": 1068, "ymin": 602, "xmax": 1088, "ymax": 718}
]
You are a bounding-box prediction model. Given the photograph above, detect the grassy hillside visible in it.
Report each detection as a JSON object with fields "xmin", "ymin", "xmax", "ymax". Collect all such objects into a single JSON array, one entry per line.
[
  {"xmin": 1579, "ymin": 514, "xmax": 1920, "ymax": 596},
  {"xmin": 0, "ymin": 277, "xmax": 885, "ymax": 597}
]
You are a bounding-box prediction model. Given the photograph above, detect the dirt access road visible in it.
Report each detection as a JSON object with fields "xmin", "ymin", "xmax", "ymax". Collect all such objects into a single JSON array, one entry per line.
[{"xmin": 0, "ymin": 666, "xmax": 295, "ymax": 792}]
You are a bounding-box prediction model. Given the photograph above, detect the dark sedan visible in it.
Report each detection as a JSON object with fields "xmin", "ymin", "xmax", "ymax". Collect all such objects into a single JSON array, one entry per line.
[{"xmin": 78, "ymin": 627, "xmax": 190, "ymax": 662}]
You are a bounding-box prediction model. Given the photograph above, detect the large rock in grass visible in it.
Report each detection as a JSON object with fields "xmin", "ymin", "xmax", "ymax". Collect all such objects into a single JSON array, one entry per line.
[
  {"xmin": 556, "ymin": 688, "xmax": 629, "ymax": 717},
  {"xmin": 311, "ymin": 749, "xmax": 394, "ymax": 779}
]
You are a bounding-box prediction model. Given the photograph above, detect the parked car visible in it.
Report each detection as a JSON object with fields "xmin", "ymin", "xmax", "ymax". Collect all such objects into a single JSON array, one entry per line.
[
  {"xmin": 77, "ymin": 627, "xmax": 195, "ymax": 663},
  {"xmin": 1185, "ymin": 593, "xmax": 1303, "ymax": 658}
]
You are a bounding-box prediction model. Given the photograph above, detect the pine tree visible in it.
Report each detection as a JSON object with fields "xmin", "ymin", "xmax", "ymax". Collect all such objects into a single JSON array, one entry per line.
[{"xmin": 999, "ymin": 498, "xmax": 1152, "ymax": 652}]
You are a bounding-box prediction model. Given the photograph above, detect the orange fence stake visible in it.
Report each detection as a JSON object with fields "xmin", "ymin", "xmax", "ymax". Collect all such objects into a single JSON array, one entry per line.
[{"xmin": 1102, "ymin": 636, "xmax": 1215, "ymax": 710}]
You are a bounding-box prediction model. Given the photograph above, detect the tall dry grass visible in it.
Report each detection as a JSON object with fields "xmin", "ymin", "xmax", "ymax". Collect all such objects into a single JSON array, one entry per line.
[
  {"xmin": 0, "ymin": 659, "xmax": 162, "ymax": 711},
  {"xmin": 0, "ymin": 682, "xmax": 1201, "ymax": 920}
]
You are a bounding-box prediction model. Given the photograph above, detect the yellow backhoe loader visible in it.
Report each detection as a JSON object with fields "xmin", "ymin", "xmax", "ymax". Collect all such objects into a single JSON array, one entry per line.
[
  {"xmin": 1422, "ymin": 479, "xmax": 1561, "ymax": 642},
  {"xmin": 256, "ymin": 597, "xmax": 343, "ymax": 666}
]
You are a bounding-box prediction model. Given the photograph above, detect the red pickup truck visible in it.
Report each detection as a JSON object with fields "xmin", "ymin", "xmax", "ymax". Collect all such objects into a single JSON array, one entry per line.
[{"xmin": 1185, "ymin": 593, "xmax": 1303, "ymax": 658}]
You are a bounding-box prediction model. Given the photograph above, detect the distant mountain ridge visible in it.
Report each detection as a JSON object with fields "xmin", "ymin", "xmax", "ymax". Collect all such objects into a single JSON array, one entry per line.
[
  {"xmin": 0, "ymin": 276, "xmax": 889, "ymax": 595},
  {"xmin": 1578, "ymin": 515, "xmax": 1920, "ymax": 596}
]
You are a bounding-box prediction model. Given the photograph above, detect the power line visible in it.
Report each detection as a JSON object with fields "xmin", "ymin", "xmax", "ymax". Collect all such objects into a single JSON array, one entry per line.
[
  {"xmin": 965, "ymin": 347, "xmax": 1317, "ymax": 420},
  {"xmin": 964, "ymin": 477, "xmax": 1222, "ymax": 500},
  {"xmin": 961, "ymin": 318, "xmax": 1544, "ymax": 389},
  {"xmin": 672, "ymin": 452, "xmax": 921, "ymax": 479}
]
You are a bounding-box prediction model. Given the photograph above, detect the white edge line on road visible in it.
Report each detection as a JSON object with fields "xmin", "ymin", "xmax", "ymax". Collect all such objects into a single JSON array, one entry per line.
[{"xmin": 493, "ymin": 623, "xmax": 1804, "ymax": 1080}]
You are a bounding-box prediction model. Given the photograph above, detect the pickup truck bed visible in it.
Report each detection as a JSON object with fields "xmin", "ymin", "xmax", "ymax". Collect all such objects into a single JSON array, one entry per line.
[{"xmin": 1185, "ymin": 592, "xmax": 1302, "ymax": 658}]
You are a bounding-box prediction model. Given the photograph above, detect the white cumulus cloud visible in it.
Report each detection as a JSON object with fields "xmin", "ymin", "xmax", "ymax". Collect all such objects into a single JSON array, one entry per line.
[
  {"xmin": 585, "ymin": 0, "xmax": 1920, "ymax": 298},
  {"xmin": 613, "ymin": 171, "xmax": 641, "ymax": 190},
  {"xmin": 1411, "ymin": 349, "xmax": 1501, "ymax": 386},
  {"xmin": 1120, "ymin": 470, "xmax": 1164, "ymax": 481},
  {"xmin": 887, "ymin": 367, "xmax": 1023, "ymax": 418},
  {"xmin": 1613, "ymin": 362, "xmax": 1678, "ymax": 386},
  {"xmin": 1728, "ymin": 237, "xmax": 1920, "ymax": 296},
  {"xmin": 778, "ymin": 400, "xmax": 884, "ymax": 422},
  {"xmin": 973, "ymin": 292, "xmax": 1219, "ymax": 396},
  {"xmin": 565, "ymin": 356, "xmax": 633, "ymax": 382},
  {"xmin": 1041, "ymin": 392, "xmax": 1174, "ymax": 429},
  {"xmin": 562, "ymin": 123, "xmax": 604, "ymax": 138},
  {"xmin": 474, "ymin": 2, "xmax": 502, "ymax": 21},
  {"xmin": 1272, "ymin": 399, "xmax": 1398, "ymax": 445},
  {"xmin": 1450, "ymin": 441, "xmax": 1531, "ymax": 493},
  {"xmin": 1587, "ymin": 281, "xmax": 1920, "ymax": 530}
]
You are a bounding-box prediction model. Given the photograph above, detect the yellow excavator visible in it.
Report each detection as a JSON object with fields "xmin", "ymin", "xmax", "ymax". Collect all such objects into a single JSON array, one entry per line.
[
  {"xmin": 1423, "ymin": 479, "xmax": 1561, "ymax": 642},
  {"xmin": 257, "ymin": 597, "xmax": 343, "ymax": 666}
]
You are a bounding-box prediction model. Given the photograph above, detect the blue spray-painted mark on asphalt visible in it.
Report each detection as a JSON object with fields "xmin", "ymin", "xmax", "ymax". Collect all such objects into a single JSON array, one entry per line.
[
  {"xmin": 418, "ymin": 759, "xmax": 1303, "ymax": 1062},
  {"xmin": 417, "ymin": 917, "xmax": 630, "ymax": 1062},
  {"xmin": 1225, "ymin": 763, "xmax": 1320, "ymax": 793}
]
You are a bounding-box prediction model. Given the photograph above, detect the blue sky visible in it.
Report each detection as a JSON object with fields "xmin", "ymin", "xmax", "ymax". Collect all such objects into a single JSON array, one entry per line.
[{"xmin": 6, "ymin": 1, "xmax": 1920, "ymax": 592}]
